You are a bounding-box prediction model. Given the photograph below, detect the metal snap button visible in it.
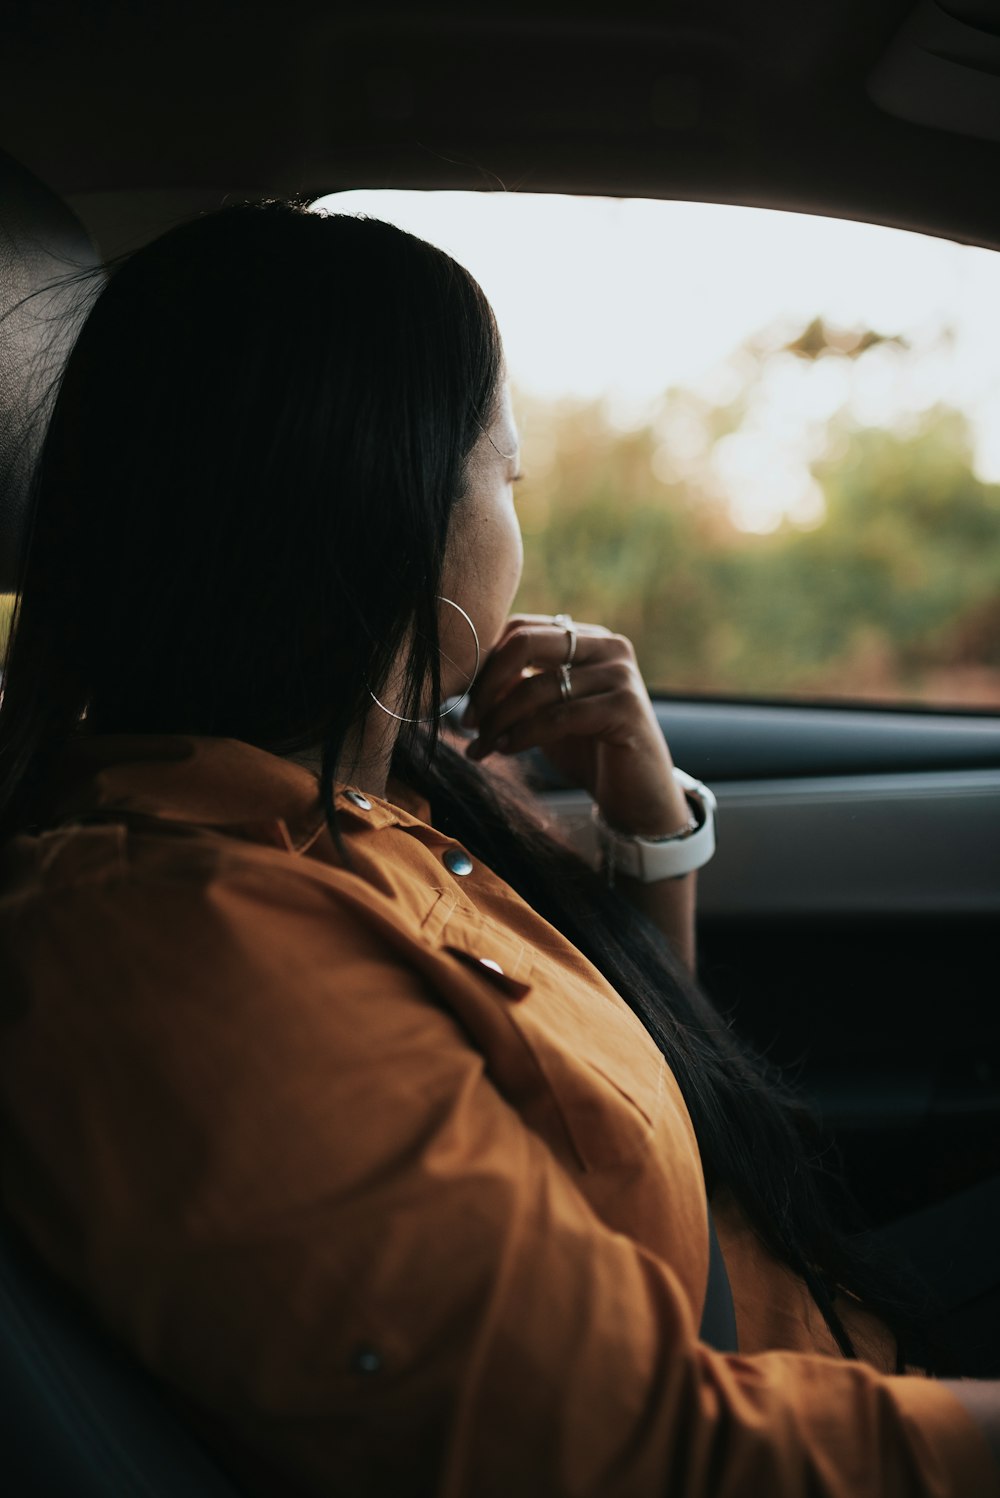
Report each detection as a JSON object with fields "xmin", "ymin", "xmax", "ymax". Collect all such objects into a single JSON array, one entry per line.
[
  {"xmin": 344, "ymin": 790, "xmax": 372, "ymax": 811},
  {"xmin": 443, "ymin": 848, "xmax": 473, "ymax": 876}
]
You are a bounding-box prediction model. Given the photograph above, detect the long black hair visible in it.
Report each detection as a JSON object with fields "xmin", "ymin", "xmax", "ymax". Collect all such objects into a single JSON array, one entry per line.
[
  {"xmin": 0, "ymin": 199, "xmax": 941, "ymax": 1367},
  {"xmin": 0, "ymin": 201, "xmax": 497, "ymax": 825}
]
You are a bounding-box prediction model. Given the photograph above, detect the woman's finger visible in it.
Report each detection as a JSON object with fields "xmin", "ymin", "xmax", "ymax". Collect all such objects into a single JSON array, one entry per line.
[
  {"xmin": 468, "ymin": 688, "xmax": 640, "ymax": 761},
  {"xmin": 493, "ymin": 616, "xmax": 615, "ymax": 662},
  {"xmin": 469, "ymin": 660, "xmax": 632, "ymax": 754},
  {"xmin": 468, "ymin": 620, "xmax": 624, "ymax": 721}
]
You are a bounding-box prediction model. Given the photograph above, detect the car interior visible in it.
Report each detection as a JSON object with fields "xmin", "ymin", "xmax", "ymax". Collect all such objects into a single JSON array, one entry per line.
[{"xmin": 2, "ymin": 1, "xmax": 999, "ymax": 1492}]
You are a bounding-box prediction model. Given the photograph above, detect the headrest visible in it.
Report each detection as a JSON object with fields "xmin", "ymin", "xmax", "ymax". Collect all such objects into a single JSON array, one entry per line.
[{"xmin": 0, "ymin": 151, "xmax": 102, "ymax": 590}]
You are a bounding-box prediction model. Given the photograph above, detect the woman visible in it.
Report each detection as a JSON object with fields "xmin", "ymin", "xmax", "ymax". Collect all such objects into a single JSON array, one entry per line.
[{"xmin": 0, "ymin": 200, "xmax": 996, "ymax": 1496}]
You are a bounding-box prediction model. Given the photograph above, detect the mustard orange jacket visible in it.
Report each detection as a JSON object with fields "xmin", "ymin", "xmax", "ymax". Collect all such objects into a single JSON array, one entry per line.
[{"xmin": 0, "ymin": 734, "xmax": 995, "ymax": 1497}]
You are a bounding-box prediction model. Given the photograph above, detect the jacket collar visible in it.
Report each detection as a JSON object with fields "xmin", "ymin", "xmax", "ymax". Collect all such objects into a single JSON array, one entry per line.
[{"xmin": 38, "ymin": 733, "xmax": 432, "ymax": 851}]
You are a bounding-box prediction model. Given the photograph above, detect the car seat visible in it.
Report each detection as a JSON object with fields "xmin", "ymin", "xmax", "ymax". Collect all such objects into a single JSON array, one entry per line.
[
  {"xmin": 0, "ymin": 147, "xmax": 245, "ymax": 1497},
  {"xmin": 0, "ymin": 149, "xmax": 738, "ymax": 1495}
]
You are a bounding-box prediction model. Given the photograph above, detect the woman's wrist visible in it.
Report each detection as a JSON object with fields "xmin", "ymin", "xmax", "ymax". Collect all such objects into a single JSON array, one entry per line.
[
  {"xmin": 593, "ymin": 770, "xmax": 717, "ymax": 886},
  {"xmin": 597, "ymin": 784, "xmax": 693, "ymax": 840}
]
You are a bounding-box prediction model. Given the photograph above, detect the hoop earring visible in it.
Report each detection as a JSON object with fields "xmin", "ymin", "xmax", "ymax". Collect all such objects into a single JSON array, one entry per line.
[{"xmin": 368, "ymin": 597, "xmax": 481, "ymax": 725}]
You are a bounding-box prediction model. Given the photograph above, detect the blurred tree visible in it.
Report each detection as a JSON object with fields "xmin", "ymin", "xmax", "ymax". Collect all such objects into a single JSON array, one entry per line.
[
  {"xmin": 511, "ymin": 327, "xmax": 1000, "ymax": 708},
  {"xmin": 781, "ymin": 316, "xmax": 907, "ymax": 362}
]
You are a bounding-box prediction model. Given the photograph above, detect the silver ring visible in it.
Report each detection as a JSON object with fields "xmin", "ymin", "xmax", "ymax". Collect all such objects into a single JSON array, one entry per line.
[
  {"xmin": 557, "ymin": 663, "xmax": 573, "ymax": 701},
  {"xmin": 553, "ymin": 612, "xmax": 578, "ymax": 665}
]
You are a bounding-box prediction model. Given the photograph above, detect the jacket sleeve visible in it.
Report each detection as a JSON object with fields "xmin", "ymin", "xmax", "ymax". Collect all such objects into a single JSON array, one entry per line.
[{"xmin": 1, "ymin": 856, "xmax": 996, "ymax": 1498}]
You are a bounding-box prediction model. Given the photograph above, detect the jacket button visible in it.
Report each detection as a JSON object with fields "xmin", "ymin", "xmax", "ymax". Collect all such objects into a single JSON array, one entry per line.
[
  {"xmin": 443, "ymin": 848, "xmax": 473, "ymax": 876},
  {"xmin": 349, "ymin": 1344, "xmax": 382, "ymax": 1375},
  {"xmin": 344, "ymin": 790, "xmax": 372, "ymax": 810}
]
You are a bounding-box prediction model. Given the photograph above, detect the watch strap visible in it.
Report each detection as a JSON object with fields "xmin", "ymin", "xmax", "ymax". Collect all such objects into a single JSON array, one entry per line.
[{"xmin": 592, "ymin": 768, "xmax": 717, "ymax": 883}]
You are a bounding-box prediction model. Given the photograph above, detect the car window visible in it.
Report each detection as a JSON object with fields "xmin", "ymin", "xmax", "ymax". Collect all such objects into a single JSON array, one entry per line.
[{"xmin": 317, "ymin": 191, "xmax": 1000, "ymax": 712}]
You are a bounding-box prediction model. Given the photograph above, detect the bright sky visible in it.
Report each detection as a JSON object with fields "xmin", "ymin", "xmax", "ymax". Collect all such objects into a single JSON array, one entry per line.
[{"xmin": 315, "ymin": 190, "xmax": 1000, "ymax": 530}]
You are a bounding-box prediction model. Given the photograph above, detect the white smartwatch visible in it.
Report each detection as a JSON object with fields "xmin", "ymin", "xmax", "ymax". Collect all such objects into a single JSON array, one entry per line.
[{"xmin": 592, "ymin": 768, "xmax": 717, "ymax": 883}]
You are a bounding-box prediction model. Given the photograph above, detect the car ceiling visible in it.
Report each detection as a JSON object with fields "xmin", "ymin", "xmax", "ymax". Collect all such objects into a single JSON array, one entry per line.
[{"xmin": 4, "ymin": 0, "xmax": 1000, "ymax": 251}]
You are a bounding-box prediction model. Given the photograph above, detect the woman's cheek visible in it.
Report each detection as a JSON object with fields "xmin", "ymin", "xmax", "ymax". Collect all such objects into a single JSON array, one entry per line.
[{"xmin": 508, "ymin": 514, "xmax": 525, "ymax": 603}]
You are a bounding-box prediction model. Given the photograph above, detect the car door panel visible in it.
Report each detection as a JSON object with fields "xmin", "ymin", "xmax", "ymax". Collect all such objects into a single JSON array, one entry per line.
[{"xmin": 534, "ymin": 699, "xmax": 1000, "ymax": 1225}]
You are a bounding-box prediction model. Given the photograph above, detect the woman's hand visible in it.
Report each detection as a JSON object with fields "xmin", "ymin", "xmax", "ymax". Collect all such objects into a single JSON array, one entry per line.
[{"xmin": 464, "ymin": 613, "xmax": 690, "ymax": 839}]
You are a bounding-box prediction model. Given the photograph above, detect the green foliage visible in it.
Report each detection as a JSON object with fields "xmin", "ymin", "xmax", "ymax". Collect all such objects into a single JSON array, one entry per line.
[
  {"xmin": 512, "ymin": 337, "xmax": 1000, "ymax": 708},
  {"xmin": 692, "ymin": 411, "xmax": 1000, "ymax": 698}
]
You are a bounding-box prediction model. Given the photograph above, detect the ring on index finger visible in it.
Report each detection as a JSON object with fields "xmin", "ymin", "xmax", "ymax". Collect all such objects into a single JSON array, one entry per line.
[{"xmin": 553, "ymin": 612, "xmax": 578, "ymax": 666}]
